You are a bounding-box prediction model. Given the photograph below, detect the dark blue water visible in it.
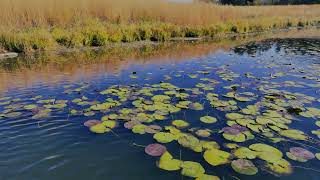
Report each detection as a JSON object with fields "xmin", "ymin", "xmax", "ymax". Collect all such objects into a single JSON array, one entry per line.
[{"xmin": 0, "ymin": 38, "xmax": 319, "ymax": 180}]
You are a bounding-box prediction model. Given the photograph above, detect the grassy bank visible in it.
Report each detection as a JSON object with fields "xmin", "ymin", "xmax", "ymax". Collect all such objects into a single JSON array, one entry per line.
[{"xmin": 0, "ymin": 0, "xmax": 319, "ymax": 53}]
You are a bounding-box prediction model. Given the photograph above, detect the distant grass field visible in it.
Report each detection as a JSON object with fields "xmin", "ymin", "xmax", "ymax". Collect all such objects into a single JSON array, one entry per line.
[{"xmin": 0, "ymin": 0, "xmax": 319, "ymax": 53}]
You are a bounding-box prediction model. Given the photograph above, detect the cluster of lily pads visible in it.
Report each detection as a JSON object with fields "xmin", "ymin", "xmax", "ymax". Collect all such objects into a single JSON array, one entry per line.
[{"xmin": 1, "ymin": 56, "xmax": 320, "ymax": 179}]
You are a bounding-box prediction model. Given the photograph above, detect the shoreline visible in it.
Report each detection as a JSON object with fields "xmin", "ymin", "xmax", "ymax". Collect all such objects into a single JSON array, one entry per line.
[{"xmin": 0, "ymin": 26, "xmax": 319, "ymax": 59}]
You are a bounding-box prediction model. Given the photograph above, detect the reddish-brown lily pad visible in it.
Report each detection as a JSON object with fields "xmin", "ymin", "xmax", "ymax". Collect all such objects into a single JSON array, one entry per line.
[
  {"xmin": 290, "ymin": 147, "xmax": 315, "ymax": 160},
  {"xmin": 124, "ymin": 120, "xmax": 140, "ymax": 129},
  {"xmin": 222, "ymin": 125, "xmax": 248, "ymax": 135},
  {"xmin": 145, "ymin": 143, "xmax": 167, "ymax": 157},
  {"xmin": 84, "ymin": 120, "xmax": 101, "ymax": 127}
]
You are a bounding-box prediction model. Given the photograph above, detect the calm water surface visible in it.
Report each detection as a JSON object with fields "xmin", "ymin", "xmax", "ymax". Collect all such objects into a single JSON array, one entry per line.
[{"xmin": 0, "ymin": 36, "xmax": 320, "ymax": 180}]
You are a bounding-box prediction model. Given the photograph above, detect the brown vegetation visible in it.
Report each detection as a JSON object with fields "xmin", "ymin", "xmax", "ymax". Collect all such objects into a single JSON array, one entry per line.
[{"xmin": 0, "ymin": 0, "xmax": 319, "ymax": 52}]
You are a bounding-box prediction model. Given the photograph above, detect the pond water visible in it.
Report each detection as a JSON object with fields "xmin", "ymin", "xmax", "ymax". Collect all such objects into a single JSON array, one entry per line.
[{"xmin": 0, "ymin": 34, "xmax": 320, "ymax": 180}]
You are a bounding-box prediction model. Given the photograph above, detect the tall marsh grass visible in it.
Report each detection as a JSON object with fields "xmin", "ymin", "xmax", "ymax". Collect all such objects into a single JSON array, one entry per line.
[{"xmin": 0, "ymin": 0, "xmax": 319, "ymax": 52}]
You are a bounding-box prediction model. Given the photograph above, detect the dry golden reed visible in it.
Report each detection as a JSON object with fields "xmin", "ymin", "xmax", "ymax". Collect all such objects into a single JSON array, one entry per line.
[
  {"xmin": 0, "ymin": 0, "xmax": 319, "ymax": 52},
  {"xmin": 0, "ymin": 0, "xmax": 319, "ymax": 27}
]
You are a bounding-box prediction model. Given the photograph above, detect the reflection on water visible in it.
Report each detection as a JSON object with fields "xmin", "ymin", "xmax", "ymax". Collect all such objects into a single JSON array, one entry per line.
[
  {"xmin": 0, "ymin": 29, "xmax": 320, "ymax": 180},
  {"xmin": 0, "ymin": 28, "xmax": 319, "ymax": 94},
  {"xmin": 233, "ymin": 38, "xmax": 320, "ymax": 56}
]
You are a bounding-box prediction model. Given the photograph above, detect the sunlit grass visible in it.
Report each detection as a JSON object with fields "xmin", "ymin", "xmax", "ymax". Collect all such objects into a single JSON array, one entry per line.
[{"xmin": 0, "ymin": 0, "xmax": 319, "ymax": 52}]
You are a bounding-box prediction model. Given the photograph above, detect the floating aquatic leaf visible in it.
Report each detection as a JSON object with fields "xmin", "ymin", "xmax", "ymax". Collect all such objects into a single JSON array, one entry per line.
[
  {"xmin": 279, "ymin": 129, "xmax": 307, "ymax": 140},
  {"xmin": 266, "ymin": 158, "xmax": 292, "ymax": 175},
  {"xmin": 224, "ymin": 143, "xmax": 239, "ymax": 149},
  {"xmin": 181, "ymin": 161, "xmax": 205, "ymax": 178},
  {"xmin": 158, "ymin": 151, "xmax": 182, "ymax": 171},
  {"xmin": 203, "ymin": 148, "xmax": 231, "ymax": 166},
  {"xmin": 124, "ymin": 120, "xmax": 140, "ymax": 129},
  {"xmin": 226, "ymin": 113, "xmax": 244, "ymax": 120},
  {"xmin": 84, "ymin": 111, "xmax": 95, "ymax": 117},
  {"xmin": 222, "ymin": 125, "xmax": 253, "ymax": 142},
  {"xmin": 286, "ymin": 147, "xmax": 315, "ymax": 162},
  {"xmin": 249, "ymin": 143, "xmax": 283, "ymax": 163},
  {"xmin": 84, "ymin": 120, "xmax": 101, "ymax": 127},
  {"xmin": 231, "ymin": 159, "xmax": 258, "ymax": 175},
  {"xmin": 178, "ymin": 134, "xmax": 202, "ymax": 152},
  {"xmin": 189, "ymin": 102, "xmax": 204, "ymax": 110},
  {"xmin": 5, "ymin": 112, "xmax": 22, "ymax": 118},
  {"xmin": 196, "ymin": 129, "xmax": 211, "ymax": 138},
  {"xmin": 233, "ymin": 147, "xmax": 257, "ymax": 159},
  {"xmin": 153, "ymin": 132, "xmax": 176, "ymax": 143},
  {"xmin": 200, "ymin": 116, "xmax": 217, "ymax": 124},
  {"xmin": 23, "ymin": 104, "xmax": 37, "ymax": 110},
  {"xmin": 316, "ymin": 121, "xmax": 320, "ymax": 127},
  {"xmin": 145, "ymin": 143, "xmax": 167, "ymax": 157},
  {"xmin": 145, "ymin": 125, "xmax": 162, "ymax": 134},
  {"xmin": 172, "ymin": 120, "xmax": 190, "ymax": 128},
  {"xmin": 102, "ymin": 120, "xmax": 117, "ymax": 129},
  {"xmin": 195, "ymin": 174, "xmax": 220, "ymax": 180},
  {"xmin": 132, "ymin": 124, "xmax": 147, "ymax": 134},
  {"xmin": 201, "ymin": 141, "xmax": 220, "ymax": 150},
  {"xmin": 90, "ymin": 123, "xmax": 110, "ymax": 134},
  {"xmin": 152, "ymin": 95, "xmax": 171, "ymax": 102}
]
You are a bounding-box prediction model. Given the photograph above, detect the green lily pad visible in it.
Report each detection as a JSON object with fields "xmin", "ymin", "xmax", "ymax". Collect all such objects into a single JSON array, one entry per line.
[
  {"xmin": 200, "ymin": 141, "xmax": 220, "ymax": 150},
  {"xmin": 90, "ymin": 123, "xmax": 110, "ymax": 134},
  {"xmin": 233, "ymin": 147, "xmax": 257, "ymax": 159},
  {"xmin": 154, "ymin": 132, "xmax": 176, "ymax": 143},
  {"xmin": 101, "ymin": 120, "xmax": 117, "ymax": 129},
  {"xmin": 279, "ymin": 129, "xmax": 307, "ymax": 140},
  {"xmin": 23, "ymin": 104, "xmax": 37, "ymax": 110},
  {"xmin": 195, "ymin": 174, "xmax": 220, "ymax": 180},
  {"xmin": 266, "ymin": 158, "xmax": 292, "ymax": 175},
  {"xmin": 203, "ymin": 149, "xmax": 231, "ymax": 166},
  {"xmin": 132, "ymin": 124, "xmax": 147, "ymax": 134},
  {"xmin": 158, "ymin": 151, "xmax": 182, "ymax": 171},
  {"xmin": 226, "ymin": 113, "xmax": 244, "ymax": 120},
  {"xmin": 189, "ymin": 102, "xmax": 204, "ymax": 110},
  {"xmin": 249, "ymin": 143, "xmax": 283, "ymax": 163},
  {"xmin": 196, "ymin": 129, "xmax": 211, "ymax": 138},
  {"xmin": 178, "ymin": 134, "xmax": 202, "ymax": 152},
  {"xmin": 172, "ymin": 120, "xmax": 190, "ymax": 128},
  {"xmin": 316, "ymin": 121, "xmax": 320, "ymax": 127},
  {"xmin": 200, "ymin": 116, "xmax": 217, "ymax": 124},
  {"xmin": 231, "ymin": 159, "xmax": 258, "ymax": 175},
  {"xmin": 224, "ymin": 143, "xmax": 239, "ymax": 149},
  {"xmin": 5, "ymin": 112, "xmax": 22, "ymax": 118},
  {"xmin": 181, "ymin": 161, "xmax": 205, "ymax": 178}
]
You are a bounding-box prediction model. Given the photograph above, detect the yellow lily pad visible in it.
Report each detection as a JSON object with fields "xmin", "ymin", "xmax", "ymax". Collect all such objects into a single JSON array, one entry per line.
[
  {"xmin": 181, "ymin": 161, "xmax": 205, "ymax": 178},
  {"xmin": 158, "ymin": 151, "xmax": 182, "ymax": 171},
  {"xmin": 200, "ymin": 116, "xmax": 217, "ymax": 124},
  {"xmin": 203, "ymin": 149, "xmax": 231, "ymax": 166}
]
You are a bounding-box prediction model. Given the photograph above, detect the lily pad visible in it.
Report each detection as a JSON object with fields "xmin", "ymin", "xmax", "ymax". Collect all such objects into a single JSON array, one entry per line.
[
  {"xmin": 231, "ymin": 159, "xmax": 258, "ymax": 175},
  {"xmin": 90, "ymin": 123, "xmax": 110, "ymax": 134},
  {"xmin": 203, "ymin": 148, "xmax": 231, "ymax": 166},
  {"xmin": 23, "ymin": 104, "xmax": 37, "ymax": 110},
  {"xmin": 154, "ymin": 132, "xmax": 176, "ymax": 143},
  {"xmin": 189, "ymin": 102, "xmax": 204, "ymax": 110},
  {"xmin": 200, "ymin": 116, "xmax": 217, "ymax": 124},
  {"xmin": 158, "ymin": 151, "xmax": 182, "ymax": 171},
  {"xmin": 181, "ymin": 161, "xmax": 205, "ymax": 178},
  {"xmin": 286, "ymin": 147, "xmax": 315, "ymax": 162},
  {"xmin": 279, "ymin": 129, "xmax": 307, "ymax": 140},
  {"xmin": 172, "ymin": 120, "xmax": 190, "ymax": 128},
  {"xmin": 249, "ymin": 143, "xmax": 283, "ymax": 163},
  {"xmin": 196, "ymin": 174, "xmax": 220, "ymax": 180},
  {"xmin": 145, "ymin": 143, "xmax": 167, "ymax": 157},
  {"xmin": 84, "ymin": 120, "xmax": 101, "ymax": 127},
  {"xmin": 196, "ymin": 129, "xmax": 211, "ymax": 138}
]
